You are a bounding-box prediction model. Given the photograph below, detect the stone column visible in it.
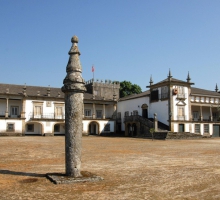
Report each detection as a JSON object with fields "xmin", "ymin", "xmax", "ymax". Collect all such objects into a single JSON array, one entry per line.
[
  {"xmin": 103, "ymin": 104, "xmax": 105, "ymax": 119},
  {"xmin": 154, "ymin": 113, "xmax": 158, "ymax": 132},
  {"xmin": 62, "ymin": 35, "xmax": 86, "ymax": 177},
  {"xmin": 210, "ymin": 106, "xmax": 213, "ymax": 121},
  {"xmin": 92, "ymin": 103, "xmax": 96, "ymax": 119},
  {"xmin": 21, "ymin": 98, "xmax": 26, "ymax": 136},
  {"xmin": 200, "ymin": 106, "xmax": 203, "ymax": 121},
  {"xmin": 21, "ymin": 98, "xmax": 26, "ymax": 118},
  {"xmin": 5, "ymin": 98, "xmax": 9, "ymax": 118},
  {"xmin": 113, "ymin": 103, "xmax": 117, "ymax": 119}
]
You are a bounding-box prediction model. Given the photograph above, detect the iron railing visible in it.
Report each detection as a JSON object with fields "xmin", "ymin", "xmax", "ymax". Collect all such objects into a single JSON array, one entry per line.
[{"xmin": 28, "ymin": 113, "xmax": 65, "ymax": 120}]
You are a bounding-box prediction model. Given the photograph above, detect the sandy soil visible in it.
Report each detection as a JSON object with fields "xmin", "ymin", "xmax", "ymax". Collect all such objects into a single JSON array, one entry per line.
[{"xmin": 0, "ymin": 136, "xmax": 220, "ymax": 200}]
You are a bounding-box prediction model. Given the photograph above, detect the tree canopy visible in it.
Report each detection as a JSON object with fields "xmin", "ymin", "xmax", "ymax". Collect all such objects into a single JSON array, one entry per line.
[{"xmin": 119, "ymin": 81, "xmax": 142, "ymax": 98}]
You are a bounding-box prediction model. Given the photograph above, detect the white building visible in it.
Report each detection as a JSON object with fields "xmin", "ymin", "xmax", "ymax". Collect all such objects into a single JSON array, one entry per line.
[
  {"xmin": 0, "ymin": 80, "xmax": 119, "ymax": 136},
  {"xmin": 117, "ymin": 70, "xmax": 220, "ymax": 137},
  {"xmin": 1, "ymin": 70, "xmax": 220, "ymax": 138}
]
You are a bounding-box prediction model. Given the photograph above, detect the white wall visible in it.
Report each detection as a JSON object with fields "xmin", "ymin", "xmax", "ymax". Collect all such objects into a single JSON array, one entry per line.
[
  {"xmin": 83, "ymin": 120, "xmax": 115, "ymax": 134},
  {"xmin": 149, "ymin": 100, "xmax": 168, "ymax": 125},
  {"xmin": 0, "ymin": 119, "xmax": 22, "ymax": 133},
  {"xmin": 117, "ymin": 96, "xmax": 149, "ymax": 131}
]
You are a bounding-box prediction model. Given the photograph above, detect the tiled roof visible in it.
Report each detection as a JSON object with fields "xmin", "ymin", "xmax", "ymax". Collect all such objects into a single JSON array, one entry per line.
[
  {"xmin": 191, "ymin": 87, "xmax": 220, "ymax": 97},
  {"xmin": 119, "ymin": 90, "xmax": 150, "ymax": 101},
  {"xmin": 119, "ymin": 87, "xmax": 220, "ymax": 102},
  {"xmin": 148, "ymin": 78, "xmax": 191, "ymax": 87},
  {"xmin": 0, "ymin": 83, "xmax": 110, "ymax": 101}
]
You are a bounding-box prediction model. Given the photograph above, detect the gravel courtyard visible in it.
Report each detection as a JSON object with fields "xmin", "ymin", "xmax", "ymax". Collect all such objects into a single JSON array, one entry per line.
[{"xmin": 0, "ymin": 136, "xmax": 220, "ymax": 200}]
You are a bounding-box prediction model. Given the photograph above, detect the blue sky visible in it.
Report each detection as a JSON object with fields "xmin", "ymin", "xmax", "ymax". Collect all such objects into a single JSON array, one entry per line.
[{"xmin": 1, "ymin": 0, "xmax": 220, "ymax": 92}]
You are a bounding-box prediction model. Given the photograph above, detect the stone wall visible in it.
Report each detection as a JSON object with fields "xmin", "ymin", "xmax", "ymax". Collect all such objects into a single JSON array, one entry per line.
[
  {"xmin": 143, "ymin": 131, "xmax": 205, "ymax": 140},
  {"xmin": 165, "ymin": 132, "xmax": 203, "ymax": 139},
  {"xmin": 85, "ymin": 80, "xmax": 120, "ymax": 100},
  {"xmin": 0, "ymin": 132, "xmax": 23, "ymax": 136}
]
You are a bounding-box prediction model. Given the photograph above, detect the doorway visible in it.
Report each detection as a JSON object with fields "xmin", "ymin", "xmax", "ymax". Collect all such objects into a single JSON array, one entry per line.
[
  {"xmin": 213, "ymin": 125, "xmax": 220, "ymax": 137},
  {"xmin": 179, "ymin": 124, "xmax": 184, "ymax": 132},
  {"xmin": 141, "ymin": 104, "xmax": 148, "ymax": 118}
]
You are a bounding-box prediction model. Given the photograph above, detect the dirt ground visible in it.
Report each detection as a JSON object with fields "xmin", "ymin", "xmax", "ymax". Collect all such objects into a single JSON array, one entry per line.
[{"xmin": 0, "ymin": 136, "xmax": 220, "ymax": 200}]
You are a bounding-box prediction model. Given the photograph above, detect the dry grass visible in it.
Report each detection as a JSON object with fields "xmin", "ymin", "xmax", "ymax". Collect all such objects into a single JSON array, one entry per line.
[{"xmin": 0, "ymin": 136, "xmax": 220, "ymax": 199}]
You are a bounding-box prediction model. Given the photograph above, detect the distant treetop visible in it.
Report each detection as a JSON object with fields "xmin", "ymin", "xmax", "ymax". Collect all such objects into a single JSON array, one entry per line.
[{"xmin": 120, "ymin": 81, "xmax": 142, "ymax": 98}]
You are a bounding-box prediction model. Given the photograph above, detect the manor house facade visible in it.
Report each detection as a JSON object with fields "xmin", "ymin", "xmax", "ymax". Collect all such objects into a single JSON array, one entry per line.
[
  {"xmin": 117, "ymin": 70, "xmax": 220, "ymax": 137},
  {"xmin": 0, "ymin": 80, "xmax": 120, "ymax": 136}
]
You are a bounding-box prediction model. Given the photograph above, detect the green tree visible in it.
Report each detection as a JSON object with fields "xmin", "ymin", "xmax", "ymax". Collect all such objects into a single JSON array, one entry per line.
[{"xmin": 120, "ymin": 81, "xmax": 142, "ymax": 98}]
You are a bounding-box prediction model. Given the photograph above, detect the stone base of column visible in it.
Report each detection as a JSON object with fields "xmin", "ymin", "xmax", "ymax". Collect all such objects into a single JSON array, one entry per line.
[{"xmin": 46, "ymin": 171, "xmax": 103, "ymax": 184}]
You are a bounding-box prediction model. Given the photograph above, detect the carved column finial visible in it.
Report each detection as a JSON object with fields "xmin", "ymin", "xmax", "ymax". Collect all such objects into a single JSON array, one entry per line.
[
  {"xmin": 149, "ymin": 75, "xmax": 153, "ymax": 85},
  {"xmin": 187, "ymin": 71, "xmax": 191, "ymax": 83},
  {"xmin": 215, "ymin": 84, "xmax": 218, "ymax": 92},
  {"xmin": 168, "ymin": 69, "xmax": 172, "ymax": 81}
]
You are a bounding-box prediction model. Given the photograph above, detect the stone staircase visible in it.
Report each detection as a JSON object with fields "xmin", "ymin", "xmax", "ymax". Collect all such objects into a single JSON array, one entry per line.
[{"xmin": 124, "ymin": 115, "xmax": 168, "ymax": 138}]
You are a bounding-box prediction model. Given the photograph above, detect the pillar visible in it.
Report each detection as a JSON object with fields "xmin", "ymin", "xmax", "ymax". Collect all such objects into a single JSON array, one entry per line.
[
  {"xmin": 92, "ymin": 103, "xmax": 96, "ymax": 119},
  {"xmin": 210, "ymin": 106, "xmax": 213, "ymax": 121},
  {"xmin": 200, "ymin": 106, "xmax": 203, "ymax": 121},
  {"xmin": 5, "ymin": 98, "xmax": 8, "ymax": 118},
  {"xmin": 62, "ymin": 35, "xmax": 86, "ymax": 177},
  {"xmin": 103, "ymin": 104, "xmax": 105, "ymax": 119},
  {"xmin": 154, "ymin": 113, "xmax": 158, "ymax": 132}
]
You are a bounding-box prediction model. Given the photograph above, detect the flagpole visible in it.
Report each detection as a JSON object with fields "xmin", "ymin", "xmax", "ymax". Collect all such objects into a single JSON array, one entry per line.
[
  {"xmin": 92, "ymin": 65, "xmax": 95, "ymax": 98},
  {"xmin": 92, "ymin": 65, "xmax": 95, "ymax": 82}
]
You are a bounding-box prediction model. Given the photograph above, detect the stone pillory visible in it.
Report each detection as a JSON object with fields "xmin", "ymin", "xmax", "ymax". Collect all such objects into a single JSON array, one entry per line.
[{"xmin": 61, "ymin": 35, "xmax": 86, "ymax": 177}]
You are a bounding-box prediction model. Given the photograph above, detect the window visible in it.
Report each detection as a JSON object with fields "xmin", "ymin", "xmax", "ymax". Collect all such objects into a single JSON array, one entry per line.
[
  {"xmin": 11, "ymin": 106, "xmax": 19, "ymax": 117},
  {"xmin": 213, "ymin": 112, "xmax": 218, "ymax": 120},
  {"xmin": 104, "ymin": 123, "xmax": 110, "ymax": 132},
  {"xmin": 27, "ymin": 124, "xmax": 34, "ymax": 132},
  {"xmin": 178, "ymin": 106, "xmax": 185, "ymax": 120},
  {"xmin": 204, "ymin": 124, "xmax": 209, "ymax": 133},
  {"xmin": 96, "ymin": 110, "xmax": 102, "ymax": 118},
  {"xmin": 161, "ymin": 86, "xmax": 168, "ymax": 99},
  {"xmin": 85, "ymin": 109, "xmax": 91, "ymax": 117},
  {"xmin": 34, "ymin": 106, "xmax": 42, "ymax": 118},
  {"xmin": 195, "ymin": 124, "xmax": 200, "ymax": 133},
  {"xmin": 7, "ymin": 123, "xmax": 14, "ymax": 131},
  {"xmin": 54, "ymin": 124, "xmax": 60, "ymax": 132},
  {"xmin": 151, "ymin": 89, "xmax": 159, "ymax": 101},
  {"xmin": 177, "ymin": 86, "xmax": 185, "ymax": 98},
  {"xmin": 55, "ymin": 106, "xmax": 63, "ymax": 119},
  {"xmin": 178, "ymin": 86, "xmax": 184, "ymax": 94},
  {"xmin": 193, "ymin": 111, "xmax": 198, "ymax": 120}
]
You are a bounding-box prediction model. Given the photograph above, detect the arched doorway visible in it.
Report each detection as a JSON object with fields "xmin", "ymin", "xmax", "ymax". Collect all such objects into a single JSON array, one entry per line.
[
  {"xmin": 132, "ymin": 123, "xmax": 137, "ymax": 136},
  {"xmin": 25, "ymin": 122, "xmax": 43, "ymax": 135},
  {"xmin": 126, "ymin": 123, "xmax": 132, "ymax": 137},
  {"xmin": 53, "ymin": 123, "xmax": 65, "ymax": 135},
  {"xmin": 141, "ymin": 104, "xmax": 148, "ymax": 118},
  {"xmin": 89, "ymin": 121, "xmax": 99, "ymax": 135}
]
